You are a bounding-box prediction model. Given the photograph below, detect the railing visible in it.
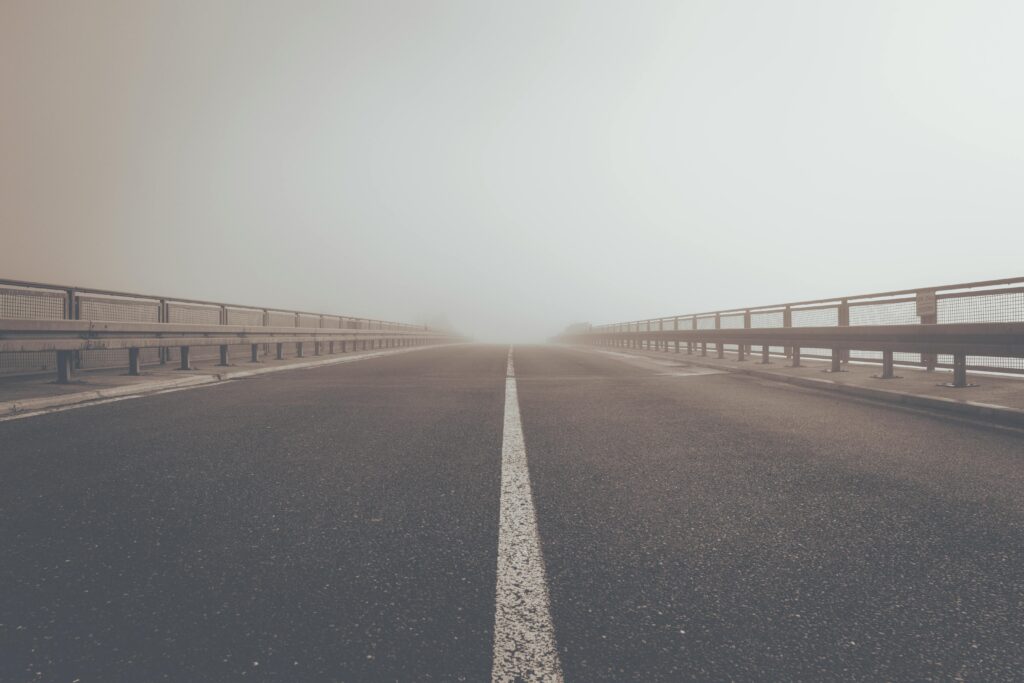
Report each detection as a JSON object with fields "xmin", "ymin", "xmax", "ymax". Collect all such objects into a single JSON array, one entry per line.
[
  {"xmin": 564, "ymin": 277, "xmax": 1024, "ymax": 388},
  {"xmin": 0, "ymin": 278, "xmax": 448, "ymax": 382}
]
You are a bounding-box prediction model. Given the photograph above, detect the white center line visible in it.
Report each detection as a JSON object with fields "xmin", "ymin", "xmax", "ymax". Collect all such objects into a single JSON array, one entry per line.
[{"xmin": 492, "ymin": 346, "xmax": 564, "ymax": 682}]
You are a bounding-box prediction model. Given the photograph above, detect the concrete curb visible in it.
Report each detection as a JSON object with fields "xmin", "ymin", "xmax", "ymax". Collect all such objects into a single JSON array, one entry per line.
[
  {"xmin": 583, "ymin": 346, "xmax": 1024, "ymax": 429},
  {"xmin": 0, "ymin": 345, "xmax": 443, "ymax": 417}
]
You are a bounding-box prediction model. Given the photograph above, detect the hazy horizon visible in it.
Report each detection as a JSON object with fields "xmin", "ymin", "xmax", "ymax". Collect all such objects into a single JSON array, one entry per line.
[{"xmin": 2, "ymin": 1, "xmax": 1022, "ymax": 341}]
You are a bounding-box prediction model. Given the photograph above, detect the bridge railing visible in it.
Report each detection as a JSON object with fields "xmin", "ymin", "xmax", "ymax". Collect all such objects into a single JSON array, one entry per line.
[
  {"xmin": 566, "ymin": 276, "xmax": 1024, "ymax": 388},
  {"xmin": 0, "ymin": 278, "xmax": 446, "ymax": 382}
]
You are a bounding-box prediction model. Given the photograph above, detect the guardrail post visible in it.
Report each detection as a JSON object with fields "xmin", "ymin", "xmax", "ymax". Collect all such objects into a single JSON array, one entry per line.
[
  {"xmin": 180, "ymin": 346, "xmax": 191, "ymax": 370},
  {"xmin": 877, "ymin": 350, "xmax": 895, "ymax": 379},
  {"xmin": 761, "ymin": 344, "xmax": 770, "ymax": 364},
  {"xmin": 783, "ymin": 305, "xmax": 792, "ymax": 359},
  {"xmin": 733, "ymin": 311, "xmax": 749, "ymax": 362},
  {"xmin": 251, "ymin": 344, "xmax": 260, "ymax": 363},
  {"xmin": 792, "ymin": 346, "xmax": 801, "ymax": 368},
  {"xmin": 296, "ymin": 342, "xmax": 304, "ymax": 358},
  {"xmin": 743, "ymin": 309, "xmax": 752, "ymax": 359},
  {"xmin": 65, "ymin": 288, "xmax": 76, "ymax": 320},
  {"xmin": 918, "ymin": 290, "xmax": 938, "ymax": 371},
  {"xmin": 715, "ymin": 313, "xmax": 724, "ymax": 358},
  {"xmin": 262, "ymin": 309, "xmax": 270, "ymax": 360},
  {"xmin": 158, "ymin": 298, "xmax": 167, "ymax": 366},
  {"xmin": 56, "ymin": 351, "xmax": 73, "ymax": 384},
  {"xmin": 129, "ymin": 348, "xmax": 141, "ymax": 375},
  {"xmin": 67, "ymin": 288, "xmax": 82, "ymax": 370},
  {"xmin": 674, "ymin": 317, "xmax": 680, "ymax": 353},
  {"xmin": 838, "ymin": 299, "xmax": 850, "ymax": 365},
  {"xmin": 217, "ymin": 306, "xmax": 229, "ymax": 367},
  {"xmin": 829, "ymin": 349, "xmax": 842, "ymax": 372},
  {"xmin": 689, "ymin": 317, "xmax": 696, "ymax": 354},
  {"xmin": 276, "ymin": 343, "xmax": 284, "ymax": 360},
  {"xmin": 951, "ymin": 352, "xmax": 969, "ymax": 388}
]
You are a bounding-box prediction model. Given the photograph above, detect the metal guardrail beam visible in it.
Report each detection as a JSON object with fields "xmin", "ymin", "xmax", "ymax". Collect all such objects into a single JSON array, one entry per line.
[
  {"xmin": 0, "ymin": 277, "xmax": 443, "ymax": 380},
  {"xmin": 0, "ymin": 319, "xmax": 454, "ymax": 383},
  {"xmin": 567, "ymin": 323, "xmax": 1024, "ymax": 357},
  {"xmin": 564, "ymin": 322, "xmax": 1024, "ymax": 388},
  {"xmin": 0, "ymin": 320, "xmax": 446, "ymax": 352},
  {"xmin": 577, "ymin": 276, "xmax": 1024, "ymax": 387}
]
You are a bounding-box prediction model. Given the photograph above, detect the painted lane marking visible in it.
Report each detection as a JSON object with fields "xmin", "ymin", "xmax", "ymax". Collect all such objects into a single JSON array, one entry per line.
[{"xmin": 492, "ymin": 347, "xmax": 564, "ymax": 682}]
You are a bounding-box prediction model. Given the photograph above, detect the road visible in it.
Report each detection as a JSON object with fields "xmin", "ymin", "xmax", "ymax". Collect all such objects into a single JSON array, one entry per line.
[{"xmin": 2, "ymin": 344, "xmax": 1023, "ymax": 681}]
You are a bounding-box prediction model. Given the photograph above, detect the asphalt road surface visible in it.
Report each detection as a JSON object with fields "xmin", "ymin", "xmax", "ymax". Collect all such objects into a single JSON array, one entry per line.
[{"xmin": 2, "ymin": 344, "xmax": 1023, "ymax": 681}]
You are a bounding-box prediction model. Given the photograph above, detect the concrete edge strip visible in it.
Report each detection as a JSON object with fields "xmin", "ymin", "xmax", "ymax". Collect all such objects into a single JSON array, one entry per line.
[
  {"xmin": 578, "ymin": 346, "xmax": 1024, "ymax": 428},
  {"xmin": 492, "ymin": 346, "xmax": 564, "ymax": 682},
  {"xmin": 0, "ymin": 344, "xmax": 446, "ymax": 420}
]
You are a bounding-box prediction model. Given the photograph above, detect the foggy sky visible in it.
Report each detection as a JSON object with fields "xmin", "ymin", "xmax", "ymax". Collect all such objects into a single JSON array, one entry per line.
[{"xmin": 2, "ymin": 1, "xmax": 1022, "ymax": 341}]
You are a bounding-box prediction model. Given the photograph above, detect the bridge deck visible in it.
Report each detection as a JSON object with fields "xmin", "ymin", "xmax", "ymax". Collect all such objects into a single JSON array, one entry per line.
[{"xmin": 2, "ymin": 344, "xmax": 1023, "ymax": 680}]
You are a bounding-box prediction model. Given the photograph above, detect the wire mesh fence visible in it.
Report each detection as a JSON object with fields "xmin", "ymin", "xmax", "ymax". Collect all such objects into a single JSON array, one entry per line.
[
  {"xmin": 77, "ymin": 295, "xmax": 163, "ymax": 370},
  {"xmin": 0, "ymin": 285, "xmax": 67, "ymax": 374}
]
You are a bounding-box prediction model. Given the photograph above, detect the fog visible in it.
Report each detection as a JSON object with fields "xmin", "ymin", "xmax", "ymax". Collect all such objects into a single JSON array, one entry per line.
[{"xmin": 2, "ymin": 1, "xmax": 1022, "ymax": 341}]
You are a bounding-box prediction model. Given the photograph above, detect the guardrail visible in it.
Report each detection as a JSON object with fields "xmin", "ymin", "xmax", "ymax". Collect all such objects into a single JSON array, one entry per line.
[
  {"xmin": 0, "ymin": 278, "xmax": 451, "ymax": 382},
  {"xmin": 563, "ymin": 277, "xmax": 1024, "ymax": 388}
]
